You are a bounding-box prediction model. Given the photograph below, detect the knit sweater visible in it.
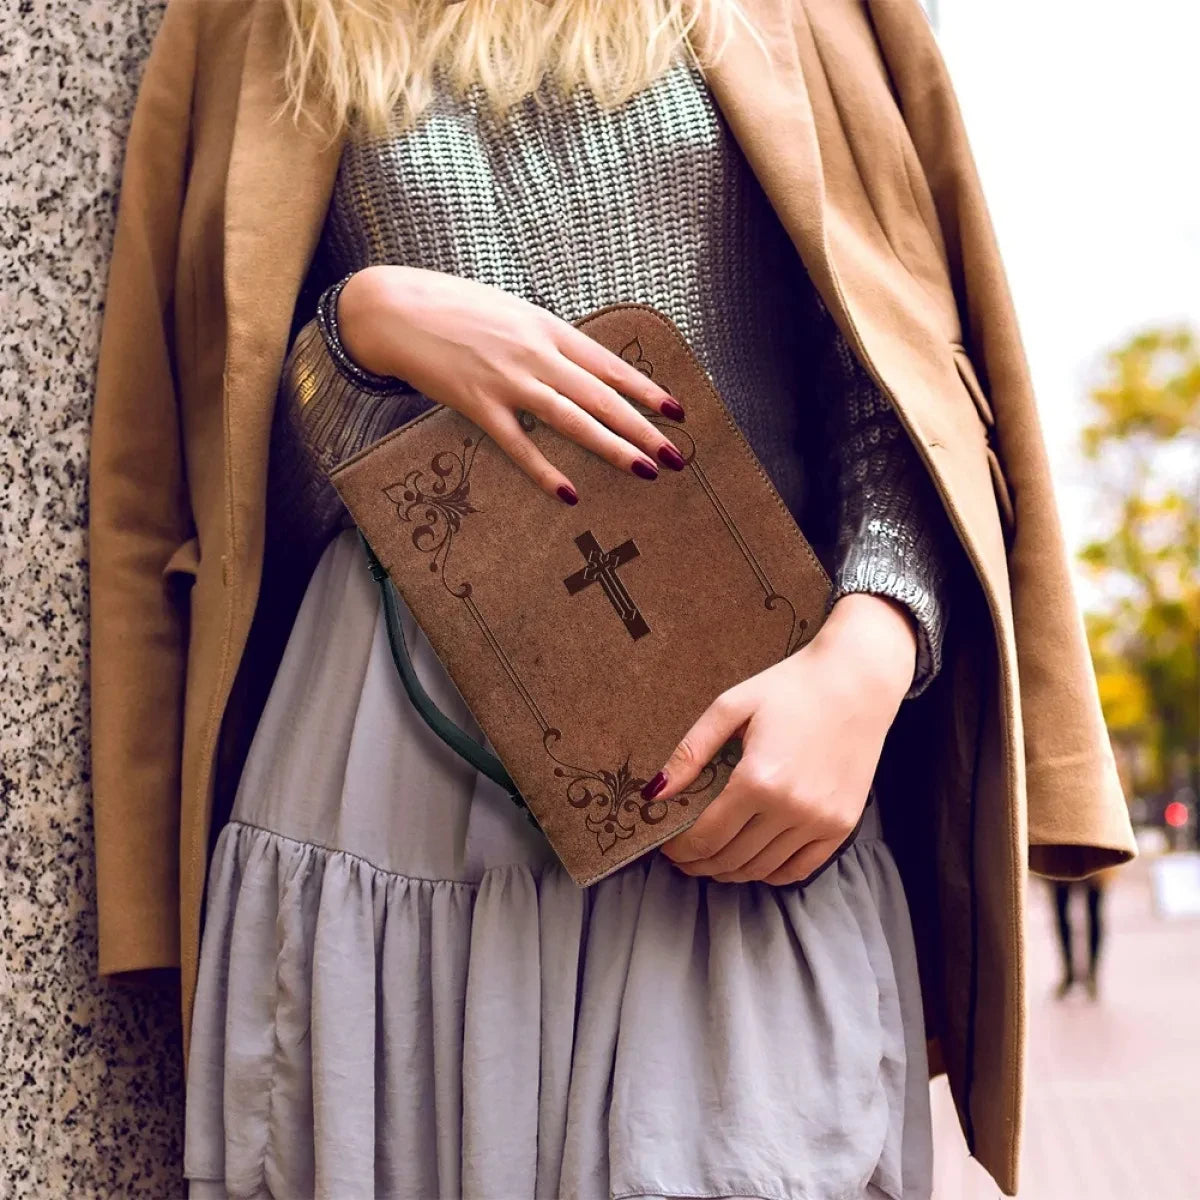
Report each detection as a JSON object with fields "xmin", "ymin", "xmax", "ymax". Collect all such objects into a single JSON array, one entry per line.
[{"xmin": 266, "ymin": 49, "xmax": 953, "ymax": 697}]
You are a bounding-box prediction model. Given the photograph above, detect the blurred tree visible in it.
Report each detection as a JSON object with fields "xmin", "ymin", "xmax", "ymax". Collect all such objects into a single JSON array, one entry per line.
[{"xmin": 1079, "ymin": 327, "xmax": 1199, "ymax": 804}]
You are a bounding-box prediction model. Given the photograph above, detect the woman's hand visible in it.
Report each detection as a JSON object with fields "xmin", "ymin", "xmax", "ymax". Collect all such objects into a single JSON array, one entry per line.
[
  {"xmin": 336, "ymin": 264, "xmax": 686, "ymax": 504},
  {"xmin": 652, "ymin": 593, "xmax": 918, "ymax": 885}
]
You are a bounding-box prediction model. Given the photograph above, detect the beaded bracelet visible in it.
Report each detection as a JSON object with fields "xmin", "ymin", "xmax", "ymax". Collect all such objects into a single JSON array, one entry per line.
[{"xmin": 314, "ymin": 271, "xmax": 413, "ymax": 395}]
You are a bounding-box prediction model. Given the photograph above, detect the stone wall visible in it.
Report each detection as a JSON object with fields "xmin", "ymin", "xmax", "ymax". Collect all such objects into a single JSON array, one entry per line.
[{"xmin": 1, "ymin": 1, "xmax": 183, "ymax": 1194}]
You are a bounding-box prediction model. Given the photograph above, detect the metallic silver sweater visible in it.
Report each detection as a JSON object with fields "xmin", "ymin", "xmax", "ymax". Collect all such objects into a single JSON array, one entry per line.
[{"xmin": 270, "ymin": 50, "xmax": 952, "ymax": 696}]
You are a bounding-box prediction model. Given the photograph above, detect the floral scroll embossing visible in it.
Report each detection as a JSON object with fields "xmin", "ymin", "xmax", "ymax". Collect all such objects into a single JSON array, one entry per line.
[
  {"xmin": 544, "ymin": 730, "xmax": 743, "ymax": 854},
  {"xmin": 383, "ymin": 435, "xmax": 482, "ymax": 594}
]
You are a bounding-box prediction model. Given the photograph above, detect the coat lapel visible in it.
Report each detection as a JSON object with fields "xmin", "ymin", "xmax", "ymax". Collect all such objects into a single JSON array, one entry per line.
[
  {"xmin": 221, "ymin": 0, "xmax": 345, "ymax": 578},
  {"xmin": 691, "ymin": 0, "xmax": 838, "ymax": 309},
  {"xmin": 706, "ymin": 0, "xmax": 1011, "ymax": 611}
]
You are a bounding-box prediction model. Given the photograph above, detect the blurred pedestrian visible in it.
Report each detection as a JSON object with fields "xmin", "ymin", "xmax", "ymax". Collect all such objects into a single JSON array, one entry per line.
[{"xmin": 1051, "ymin": 866, "xmax": 1122, "ymax": 999}]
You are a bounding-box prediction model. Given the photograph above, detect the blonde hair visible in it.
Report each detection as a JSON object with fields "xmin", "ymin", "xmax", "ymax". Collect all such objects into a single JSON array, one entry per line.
[{"xmin": 278, "ymin": 0, "xmax": 767, "ymax": 141}]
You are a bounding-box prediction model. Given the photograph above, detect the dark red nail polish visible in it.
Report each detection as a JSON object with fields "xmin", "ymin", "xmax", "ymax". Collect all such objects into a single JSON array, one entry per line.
[
  {"xmin": 641, "ymin": 771, "xmax": 668, "ymax": 801},
  {"xmin": 657, "ymin": 444, "xmax": 686, "ymax": 471},
  {"xmin": 556, "ymin": 484, "xmax": 578, "ymax": 505},
  {"xmin": 661, "ymin": 398, "xmax": 686, "ymax": 421},
  {"xmin": 632, "ymin": 459, "xmax": 659, "ymax": 481}
]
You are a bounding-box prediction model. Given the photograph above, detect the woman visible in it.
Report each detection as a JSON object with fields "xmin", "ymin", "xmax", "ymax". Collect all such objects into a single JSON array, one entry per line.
[
  {"xmin": 88, "ymin": 1, "xmax": 1138, "ymax": 1197},
  {"xmin": 1051, "ymin": 865, "xmax": 1122, "ymax": 1000},
  {"xmin": 185, "ymin": 1, "xmax": 950, "ymax": 1195}
]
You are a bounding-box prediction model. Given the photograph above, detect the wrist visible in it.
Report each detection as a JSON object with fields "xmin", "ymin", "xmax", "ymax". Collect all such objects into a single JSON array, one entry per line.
[
  {"xmin": 334, "ymin": 264, "xmax": 429, "ymax": 385},
  {"xmin": 313, "ymin": 268, "xmax": 416, "ymax": 395},
  {"xmin": 336, "ymin": 266, "xmax": 396, "ymax": 379},
  {"xmin": 810, "ymin": 592, "xmax": 918, "ymax": 704}
]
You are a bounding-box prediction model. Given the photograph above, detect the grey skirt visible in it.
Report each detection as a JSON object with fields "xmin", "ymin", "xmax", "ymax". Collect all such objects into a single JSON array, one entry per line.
[{"xmin": 183, "ymin": 529, "xmax": 933, "ymax": 1200}]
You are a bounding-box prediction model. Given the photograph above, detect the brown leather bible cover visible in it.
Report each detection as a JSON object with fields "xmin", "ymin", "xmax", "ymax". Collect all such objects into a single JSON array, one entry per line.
[{"xmin": 328, "ymin": 303, "xmax": 832, "ymax": 886}]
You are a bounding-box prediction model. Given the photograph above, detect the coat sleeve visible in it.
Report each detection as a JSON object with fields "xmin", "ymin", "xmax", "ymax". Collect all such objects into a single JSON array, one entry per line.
[
  {"xmin": 88, "ymin": 0, "xmax": 200, "ymax": 976},
  {"xmin": 866, "ymin": 0, "xmax": 1137, "ymax": 876}
]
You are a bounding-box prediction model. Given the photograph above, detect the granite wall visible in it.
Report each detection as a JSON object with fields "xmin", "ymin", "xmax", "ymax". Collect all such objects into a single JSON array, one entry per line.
[{"xmin": 1, "ymin": 1, "xmax": 184, "ymax": 1194}]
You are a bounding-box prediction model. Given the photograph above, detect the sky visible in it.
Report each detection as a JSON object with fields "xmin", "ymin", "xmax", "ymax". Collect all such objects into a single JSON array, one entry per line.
[{"xmin": 929, "ymin": 0, "xmax": 1200, "ymax": 570}]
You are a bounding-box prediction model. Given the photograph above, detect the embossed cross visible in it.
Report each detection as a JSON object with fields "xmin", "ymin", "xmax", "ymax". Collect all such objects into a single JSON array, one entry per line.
[{"xmin": 562, "ymin": 531, "xmax": 650, "ymax": 640}]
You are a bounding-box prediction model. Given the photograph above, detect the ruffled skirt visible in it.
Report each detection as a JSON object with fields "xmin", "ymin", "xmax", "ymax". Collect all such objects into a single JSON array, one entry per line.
[{"xmin": 183, "ymin": 530, "xmax": 933, "ymax": 1200}]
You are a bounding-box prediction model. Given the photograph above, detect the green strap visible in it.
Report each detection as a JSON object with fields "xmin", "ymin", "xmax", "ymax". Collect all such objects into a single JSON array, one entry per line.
[{"xmin": 358, "ymin": 534, "xmax": 535, "ymax": 822}]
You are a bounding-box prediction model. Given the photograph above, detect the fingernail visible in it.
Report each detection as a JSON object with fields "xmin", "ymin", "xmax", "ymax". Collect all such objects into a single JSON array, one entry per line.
[
  {"xmin": 631, "ymin": 459, "xmax": 659, "ymax": 481},
  {"xmin": 556, "ymin": 483, "xmax": 578, "ymax": 505},
  {"xmin": 641, "ymin": 770, "xmax": 667, "ymax": 801},
  {"xmin": 657, "ymin": 444, "xmax": 686, "ymax": 471},
  {"xmin": 661, "ymin": 398, "xmax": 686, "ymax": 421}
]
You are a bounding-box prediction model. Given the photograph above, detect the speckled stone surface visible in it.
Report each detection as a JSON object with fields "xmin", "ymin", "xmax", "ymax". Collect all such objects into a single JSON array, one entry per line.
[{"xmin": 1, "ymin": 1, "xmax": 185, "ymax": 1195}]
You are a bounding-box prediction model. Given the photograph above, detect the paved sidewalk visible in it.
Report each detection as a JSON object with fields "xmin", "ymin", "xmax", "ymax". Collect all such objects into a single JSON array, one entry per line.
[{"xmin": 931, "ymin": 857, "xmax": 1200, "ymax": 1199}]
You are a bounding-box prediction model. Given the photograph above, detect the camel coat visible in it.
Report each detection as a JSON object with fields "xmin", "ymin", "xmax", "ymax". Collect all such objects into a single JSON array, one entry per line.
[{"xmin": 87, "ymin": 0, "xmax": 1137, "ymax": 1191}]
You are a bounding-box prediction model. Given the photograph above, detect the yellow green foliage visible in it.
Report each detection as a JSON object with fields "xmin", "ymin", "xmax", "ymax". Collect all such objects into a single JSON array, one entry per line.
[{"xmin": 1080, "ymin": 327, "xmax": 1199, "ymax": 795}]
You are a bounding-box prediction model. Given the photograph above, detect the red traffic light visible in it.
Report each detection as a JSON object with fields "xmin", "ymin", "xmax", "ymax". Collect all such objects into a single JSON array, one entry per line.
[{"xmin": 1164, "ymin": 801, "xmax": 1189, "ymax": 828}]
